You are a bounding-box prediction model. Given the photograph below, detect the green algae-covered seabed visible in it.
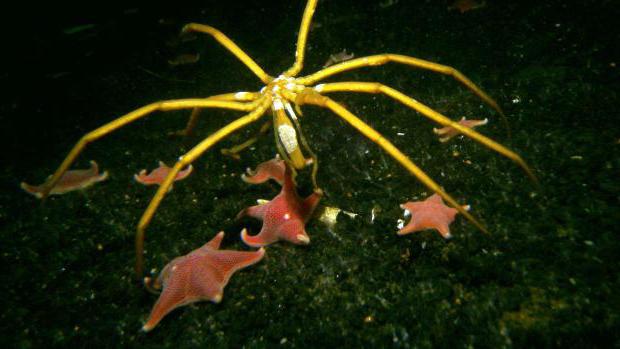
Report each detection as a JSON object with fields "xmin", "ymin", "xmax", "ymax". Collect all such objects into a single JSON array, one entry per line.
[{"xmin": 2, "ymin": 0, "xmax": 618, "ymax": 347}]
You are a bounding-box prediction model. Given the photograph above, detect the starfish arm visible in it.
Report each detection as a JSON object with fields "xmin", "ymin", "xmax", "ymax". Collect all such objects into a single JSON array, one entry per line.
[
  {"xmin": 241, "ymin": 228, "xmax": 276, "ymax": 248},
  {"xmin": 204, "ymin": 231, "xmax": 225, "ymax": 250},
  {"xmin": 236, "ymin": 204, "xmax": 267, "ymax": 220},
  {"xmin": 301, "ymin": 191, "xmax": 322, "ymax": 221},
  {"xmin": 207, "ymin": 248, "xmax": 265, "ymax": 285},
  {"xmin": 276, "ymin": 220, "xmax": 310, "ymax": 245},
  {"xmin": 142, "ymin": 270, "xmax": 192, "ymax": 332},
  {"xmin": 398, "ymin": 220, "xmax": 421, "ymax": 235},
  {"xmin": 241, "ymin": 170, "xmax": 271, "ymax": 185},
  {"xmin": 432, "ymin": 126, "xmax": 452, "ymax": 136},
  {"xmin": 20, "ymin": 182, "xmax": 46, "ymax": 198},
  {"xmin": 176, "ymin": 164, "xmax": 194, "ymax": 180},
  {"xmin": 436, "ymin": 222, "xmax": 452, "ymax": 239},
  {"xmin": 241, "ymin": 158, "xmax": 285, "ymax": 185},
  {"xmin": 428, "ymin": 194, "xmax": 444, "ymax": 204}
]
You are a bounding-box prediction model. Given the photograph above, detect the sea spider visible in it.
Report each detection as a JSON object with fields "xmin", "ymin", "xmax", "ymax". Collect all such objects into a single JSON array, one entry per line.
[{"xmin": 36, "ymin": 0, "xmax": 536, "ymax": 285}]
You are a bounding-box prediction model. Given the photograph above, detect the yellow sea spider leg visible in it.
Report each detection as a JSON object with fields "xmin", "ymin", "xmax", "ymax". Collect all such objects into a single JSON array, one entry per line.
[
  {"xmin": 283, "ymin": 0, "xmax": 318, "ymax": 77},
  {"xmin": 183, "ymin": 24, "xmax": 273, "ymax": 84},
  {"xmin": 173, "ymin": 92, "xmax": 262, "ymax": 136},
  {"xmin": 220, "ymin": 120, "xmax": 272, "ymax": 159},
  {"xmin": 136, "ymin": 97, "xmax": 272, "ymax": 283},
  {"xmin": 296, "ymin": 54, "xmax": 511, "ymax": 134},
  {"xmin": 313, "ymin": 82, "xmax": 537, "ymax": 182},
  {"xmin": 295, "ymin": 89, "xmax": 488, "ymax": 234},
  {"xmin": 40, "ymin": 99, "xmax": 257, "ymax": 200}
]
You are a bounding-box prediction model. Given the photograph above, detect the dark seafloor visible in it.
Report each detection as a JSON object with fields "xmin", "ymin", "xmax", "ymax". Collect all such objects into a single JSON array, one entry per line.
[{"xmin": 1, "ymin": 0, "xmax": 618, "ymax": 347}]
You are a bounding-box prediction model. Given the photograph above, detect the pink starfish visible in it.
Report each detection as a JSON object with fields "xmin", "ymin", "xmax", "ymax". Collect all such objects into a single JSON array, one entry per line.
[
  {"xmin": 142, "ymin": 231, "xmax": 265, "ymax": 332},
  {"xmin": 433, "ymin": 117, "xmax": 488, "ymax": 142},
  {"xmin": 238, "ymin": 165, "xmax": 322, "ymax": 247},
  {"xmin": 20, "ymin": 160, "xmax": 108, "ymax": 198},
  {"xmin": 241, "ymin": 157, "xmax": 285, "ymax": 185},
  {"xmin": 398, "ymin": 194, "xmax": 470, "ymax": 239},
  {"xmin": 134, "ymin": 161, "xmax": 193, "ymax": 188}
]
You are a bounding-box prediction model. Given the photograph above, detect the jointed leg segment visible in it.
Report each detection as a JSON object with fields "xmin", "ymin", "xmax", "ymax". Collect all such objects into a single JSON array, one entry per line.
[
  {"xmin": 283, "ymin": 0, "xmax": 319, "ymax": 77},
  {"xmin": 183, "ymin": 24, "xmax": 273, "ymax": 83},
  {"xmin": 295, "ymin": 90, "xmax": 488, "ymax": 233},
  {"xmin": 174, "ymin": 92, "xmax": 261, "ymax": 136},
  {"xmin": 136, "ymin": 97, "xmax": 271, "ymax": 281},
  {"xmin": 297, "ymin": 54, "xmax": 504, "ymax": 116},
  {"xmin": 221, "ymin": 121, "xmax": 272, "ymax": 159},
  {"xmin": 41, "ymin": 99, "xmax": 256, "ymax": 200},
  {"xmin": 314, "ymin": 82, "xmax": 537, "ymax": 182}
]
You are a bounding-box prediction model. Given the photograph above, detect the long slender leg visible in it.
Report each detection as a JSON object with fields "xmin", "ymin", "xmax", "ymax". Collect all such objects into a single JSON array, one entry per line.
[
  {"xmin": 183, "ymin": 24, "xmax": 273, "ymax": 83},
  {"xmin": 220, "ymin": 120, "xmax": 272, "ymax": 159},
  {"xmin": 296, "ymin": 54, "xmax": 505, "ymax": 116},
  {"xmin": 40, "ymin": 99, "xmax": 256, "ymax": 200},
  {"xmin": 171, "ymin": 107, "xmax": 202, "ymax": 137},
  {"xmin": 295, "ymin": 90, "xmax": 488, "ymax": 234},
  {"xmin": 136, "ymin": 99, "xmax": 271, "ymax": 281},
  {"xmin": 313, "ymin": 82, "xmax": 537, "ymax": 182},
  {"xmin": 173, "ymin": 92, "xmax": 261, "ymax": 136},
  {"xmin": 283, "ymin": 0, "xmax": 319, "ymax": 77}
]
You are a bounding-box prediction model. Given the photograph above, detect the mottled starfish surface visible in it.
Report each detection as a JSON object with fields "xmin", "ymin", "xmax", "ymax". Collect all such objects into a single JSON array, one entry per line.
[
  {"xmin": 142, "ymin": 232, "xmax": 265, "ymax": 332},
  {"xmin": 433, "ymin": 117, "xmax": 488, "ymax": 142},
  {"xmin": 134, "ymin": 161, "xmax": 193, "ymax": 187},
  {"xmin": 20, "ymin": 160, "xmax": 108, "ymax": 198},
  {"xmin": 398, "ymin": 194, "xmax": 470, "ymax": 239},
  {"xmin": 238, "ymin": 165, "xmax": 322, "ymax": 247},
  {"xmin": 241, "ymin": 157, "xmax": 285, "ymax": 185}
]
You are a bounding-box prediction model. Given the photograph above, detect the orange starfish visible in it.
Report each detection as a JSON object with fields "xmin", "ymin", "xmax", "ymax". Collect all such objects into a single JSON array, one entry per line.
[
  {"xmin": 142, "ymin": 232, "xmax": 265, "ymax": 332},
  {"xmin": 398, "ymin": 194, "xmax": 470, "ymax": 239},
  {"xmin": 20, "ymin": 160, "xmax": 108, "ymax": 198},
  {"xmin": 241, "ymin": 157, "xmax": 285, "ymax": 185},
  {"xmin": 238, "ymin": 165, "xmax": 322, "ymax": 247},
  {"xmin": 134, "ymin": 161, "xmax": 193, "ymax": 188},
  {"xmin": 433, "ymin": 117, "xmax": 488, "ymax": 142}
]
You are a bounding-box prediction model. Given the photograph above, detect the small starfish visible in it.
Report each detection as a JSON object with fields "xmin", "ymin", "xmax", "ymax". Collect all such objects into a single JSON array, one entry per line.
[
  {"xmin": 241, "ymin": 156, "xmax": 285, "ymax": 185},
  {"xmin": 134, "ymin": 161, "xmax": 193, "ymax": 189},
  {"xmin": 238, "ymin": 165, "xmax": 322, "ymax": 247},
  {"xmin": 433, "ymin": 117, "xmax": 488, "ymax": 142},
  {"xmin": 398, "ymin": 194, "xmax": 470, "ymax": 239},
  {"xmin": 142, "ymin": 232, "xmax": 265, "ymax": 332},
  {"xmin": 20, "ymin": 160, "xmax": 108, "ymax": 198}
]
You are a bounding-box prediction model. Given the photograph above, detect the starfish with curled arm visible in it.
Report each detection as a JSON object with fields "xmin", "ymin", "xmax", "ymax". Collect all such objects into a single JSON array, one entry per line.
[
  {"xmin": 241, "ymin": 156, "xmax": 286, "ymax": 186},
  {"xmin": 134, "ymin": 161, "xmax": 193, "ymax": 188},
  {"xmin": 238, "ymin": 164, "xmax": 322, "ymax": 247},
  {"xmin": 21, "ymin": 160, "xmax": 108, "ymax": 198}
]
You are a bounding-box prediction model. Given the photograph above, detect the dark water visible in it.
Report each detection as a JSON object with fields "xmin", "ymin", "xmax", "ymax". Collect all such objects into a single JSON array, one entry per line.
[{"xmin": 2, "ymin": 0, "xmax": 618, "ymax": 347}]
